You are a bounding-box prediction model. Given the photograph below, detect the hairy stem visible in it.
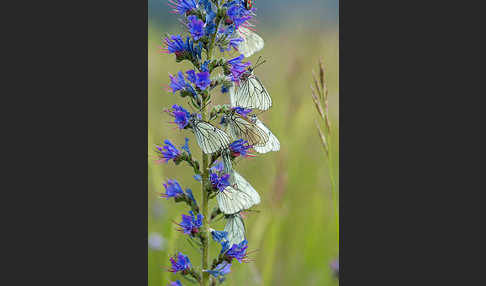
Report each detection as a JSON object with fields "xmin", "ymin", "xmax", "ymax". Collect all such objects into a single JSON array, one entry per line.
[{"xmin": 200, "ymin": 25, "xmax": 218, "ymax": 286}]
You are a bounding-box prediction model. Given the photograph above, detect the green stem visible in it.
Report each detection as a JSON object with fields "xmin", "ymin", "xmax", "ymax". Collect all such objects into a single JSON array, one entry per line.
[{"xmin": 200, "ymin": 21, "xmax": 218, "ymax": 286}]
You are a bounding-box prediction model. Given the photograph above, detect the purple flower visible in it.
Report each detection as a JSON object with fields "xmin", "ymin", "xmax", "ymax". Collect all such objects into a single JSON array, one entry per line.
[
  {"xmin": 156, "ymin": 140, "xmax": 181, "ymax": 163},
  {"xmin": 186, "ymin": 70, "xmax": 197, "ymax": 84},
  {"xmin": 330, "ymin": 258, "xmax": 339, "ymax": 278},
  {"xmin": 169, "ymin": 71, "xmax": 187, "ymax": 93},
  {"xmin": 193, "ymin": 174, "xmax": 202, "ymax": 182},
  {"xmin": 187, "ymin": 15, "xmax": 205, "ymax": 41},
  {"xmin": 161, "ymin": 179, "xmax": 184, "ymax": 199},
  {"xmin": 229, "ymin": 139, "xmax": 252, "ymax": 157},
  {"xmin": 168, "ymin": 281, "xmax": 182, "ymax": 286},
  {"xmin": 169, "ymin": 104, "xmax": 191, "ymax": 129},
  {"xmin": 206, "ymin": 261, "xmax": 232, "ymax": 280},
  {"xmin": 233, "ymin": 107, "xmax": 252, "ymax": 117},
  {"xmin": 211, "ymin": 230, "xmax": 228, "ymax": 243},
  {"xmin": 226, "ymin": 2, "xmax": 253, "ymax": 28},
  {"xmin": 227, "ymin": 55, "xmax": 251, "ymax": 82},
  {"xmin": 164, "ymin": 35, "xmax": 186, "ymax": 56},
  {"xmin": 196, "ymin": 71, "xmax": 211, "ymax": 90},
  {"xmin": 169, "ymin": 252, "xmax": 191, "ymax": 273},
  {"xmin": 168, "ymin": 0, "xmax": 198, "ymax": 15},
  {"xmin": 223, "ymin": 240, "xmax": 248, "ymax": 263},
  {"xmin": 177, "ymin": 211, "xmax": 203, "ymax": 236},
  {"xmin": 185, "ymin": 188, "xmax": 197, "ymax": 205},
  {"xmin": 210, "ymin": 161, "xmax": 224, "ymax": 173},
  {"xmin": 181, "ymin": 137, "xmax": 191, "ymax": 155},
  {"xmin": 210, "ymin": 172, "xmax": 230, "ymax": 192}
]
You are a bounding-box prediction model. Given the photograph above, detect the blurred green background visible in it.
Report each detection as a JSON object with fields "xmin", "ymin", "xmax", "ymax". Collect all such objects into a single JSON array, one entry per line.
[{"xmin": 148, "ymin": 1, "xmax": 339, "ymax": 285}]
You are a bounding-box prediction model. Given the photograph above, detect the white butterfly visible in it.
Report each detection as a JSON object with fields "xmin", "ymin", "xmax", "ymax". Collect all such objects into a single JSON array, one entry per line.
[
  {"xmin": 221, "ymin": 112, "xmax": 269, "ymax": 147},
  {"xmin": 233, "ymin": 68, "xmax": 272, "ymax": 111},
  {"xmin": 237, "ymin": 27, "xmax": 264, "ymax": 58},
  {"xmin": 249, "ymin": 115, "xmax": 280, "ymax": 153},
  {"xmin": 217, "ymin": 171, "xmax": 260, "ymax": 215},
  {"xmin": 189, "ymin": 118, "xmax": 231, "ymax": 154},
  {"xmin": 224, "ymin": 213, "xmax": 246, "ymax": 246}
]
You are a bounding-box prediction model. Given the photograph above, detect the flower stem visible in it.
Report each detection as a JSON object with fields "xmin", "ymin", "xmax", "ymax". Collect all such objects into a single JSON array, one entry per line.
[{"xmin": 200, "ymin": 30, "xmax": 217, "ymax": 286}]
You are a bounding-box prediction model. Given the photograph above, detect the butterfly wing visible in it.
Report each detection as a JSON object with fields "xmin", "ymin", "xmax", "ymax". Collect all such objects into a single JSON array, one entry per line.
[
  {"xmin": 217, "ymin": 171, "xmax": 260, "ymax": 214},
  {"xmin": 224, "ymin": 214, "xmax": 246, "ymax": 246},
  {"xmin": 193, "ymin": 120, "xmax": 231, "ymax": 154},
  {"xmin": 222, "ymin": 150, "xmax": 235, "ymax": 185},
  {"xmin": 233, "ymin": 171, "xmax": 261, "ymax": 205},
  {"xmin": 237, "ymin": 27, "xmax": 264, "ymax": 58},
  {"xmin": 252, "ymin": 117, "xmax": 280, "ymax": 153},
  {"xmin": 227, "ymin": 115, "xmax": 269, "ymax": 147},
  {"xmin": 235, "ymin": 75, "xmax": 272, "ymax": 111}
]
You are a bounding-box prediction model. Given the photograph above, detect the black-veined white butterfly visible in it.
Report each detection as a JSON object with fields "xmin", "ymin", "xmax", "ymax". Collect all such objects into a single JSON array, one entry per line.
[
  {"xmin": 249, "ymin": 115, "xmax": 280, "ymax": 153},
  {"xmin": 220, "ymin": 111, "xmax": 269, "ymax": 147},
  {"xmin": 224, "ymin": 213, "xmax": 246, "ymax": 246},
  {"xmin": 233, "ymin": 59, "xmax": 272, "ymax": 111},
  {"xmin": 237, "ymin": 26, "xmax": 264, "ymax": 58},
  {"xmin": 217, "ymin": 171, "xmax": 260, "ymax": 215},
  {"xmin": 189, "ymin": 117, "xmax": 231, "ymax": 154}
]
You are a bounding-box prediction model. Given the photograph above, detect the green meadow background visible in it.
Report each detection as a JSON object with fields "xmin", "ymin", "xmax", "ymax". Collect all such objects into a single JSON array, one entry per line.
[{"xmin": 149, "ymin": 1, "xmax": 339, "ymax": 285}]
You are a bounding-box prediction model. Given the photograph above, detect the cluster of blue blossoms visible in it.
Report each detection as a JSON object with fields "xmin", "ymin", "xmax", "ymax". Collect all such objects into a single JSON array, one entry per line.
[{"xmin": 156, "ymin": 1, "xmax": 262, "ymax": 285}]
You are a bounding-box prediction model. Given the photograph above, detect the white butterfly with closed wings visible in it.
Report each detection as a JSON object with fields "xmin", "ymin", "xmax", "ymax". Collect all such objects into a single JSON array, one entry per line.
[
  {"xmin": 189, "ymin": 116, "xmax": 231, "ymax": 154},
  {"xmin": 217, "ymin": 171, "xmax": 260, "ymax": 215},
  {"xmin": 249, "ymin": 114, "xmax": 280, "ymax": 153},
  {"xmin": 232, "ymin": 58, "xmax": 272, "ymax": 111},
  {"xmin": 224, "ymin": 213, "xmax": 246, "ymax": 246},
  {"xmin": 237, "ymin": 26, "xmax": 264, "ymax": 58}
]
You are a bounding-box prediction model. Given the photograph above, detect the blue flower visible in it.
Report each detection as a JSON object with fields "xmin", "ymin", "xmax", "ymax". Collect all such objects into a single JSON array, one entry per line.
[
  {"xmin": 177, "ymin": 211, "xmax": 203, "ymax": 236},
  {"xmin": 168, "ymin": 0, "xmax": 198, "ymax": 15},
  {"xmin": 168, "ymin": 281, "xmax": 182, "ymax": 286},
  {"xmin": 206, "ymin": 261, "xmax": 232, "ymax": 281},
  {"xmin": 169, "ymin": 104, "xmax": 191, "ymax": 129},
  {"xmin": 169, "ymin": 71, "xmax": 187, "ymax": 93},
  {"xmin": 229, "ymin": 139, "xmax": 252, "ymax": 157},
  {"xmin": 211, "ymin": 230, "xmax": 228, "ymax": 243},
  {"xmin": 210, "ymin": 161, "xmax": 224, "ymax": 173},
  {"xmin": 162, "ymin": 179, "xmax": 184, "ymax": 199},
  {"xmin": 196, "ymin": 71, "xmax": 211, "ymax": 90},
  {"xmin": 185, "ymin": 37, "xmax": 202, "ymax": 60},
  {"xmin": 193, "ymin": 174, "xmax": 202, "ymax": 182},
  {"xmin": 227, "ymin": 54, "xmax": 251, "ymax": 82},
  {"xmin": 223, "ymin": 239, "xmax": 248, "ymax": 263},
  {"xmin": 330, "ymin": 258, "xmax": 339, "ymax": 277},
  {"xmin": 185, "ymin": 188, "xmax": 197, "ymax": 205},
  {"xmin": 156, "ymin": 140, "xmax": 181, "ymax": 163},
  {"xmin": 233, "ymin": 107, "xmax": 252, "ymax": 117},
  {"xmin": 181, "ymin": 137, "xmax": 191, "ymax": 155},
  {"xmin": 210, "ymin": 172, "xmax": 230, "ymax": 192},
  {"xmin": 187, "ymin": 15, "xmax": 205, "ymax": 41},
  {"xmin": 225, "ymin": 2, "xmax": 253, "ymax": 28},
  {"xmin": 164, "ymin": 35, "xmax": 186, "ymax": 55},
  {"xmin": 205, "ymin": 8, "xmax": 217, "ymax": 36},
  {"xmin": 186, "ymin": 70, "xmax": 197, "ymax": 84},
  {"xmin": 169, "ymin": 252, "xmax": 191, "ymax": 273}
]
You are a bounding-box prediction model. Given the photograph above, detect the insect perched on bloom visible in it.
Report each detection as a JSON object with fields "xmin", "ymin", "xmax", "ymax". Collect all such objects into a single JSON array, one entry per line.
[
  {"xmin": 236, "ymin": 26, "xmax": 264, "ymax": 57},
  {"xmin": 224, "ymin": 213, "xmax": 246, "ymax": 246},
  {"xmin": 216, "ymin": 170, "xmax": 260, "ymax": 215},
  {"xmin": 188, "ymin": 115, "xmax": 231, "ymax": 154},
  {"xmin": 232, "ymin": 57, "xmax": 272, "ymax": 110},
  {"xmin": 220, "ymin": 109, "xmax": 269, "ymax": 147},
  {"xmin": 249, "ymin": 114, "xmax": 280, "ymax": 153}
]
